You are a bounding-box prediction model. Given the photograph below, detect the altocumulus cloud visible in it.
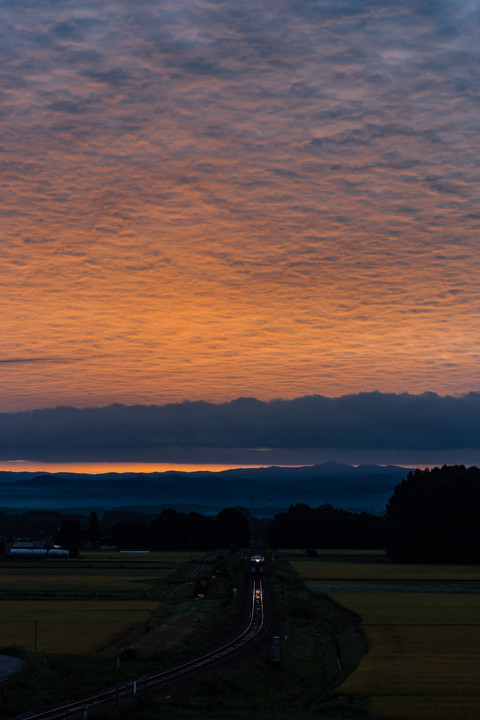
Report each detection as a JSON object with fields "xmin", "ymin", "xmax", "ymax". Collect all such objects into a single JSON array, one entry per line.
[
  {"xmin": 2, "ymin": 0, "xmax": 480, "ymax": 413},
  {"xmin": 1, "ymin": 393, "xmax": 479, "ymax": 461}
]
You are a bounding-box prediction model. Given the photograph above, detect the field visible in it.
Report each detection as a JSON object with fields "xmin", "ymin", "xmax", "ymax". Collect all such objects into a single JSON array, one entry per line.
[
  {"xmin": 0, "ymin": 600, "xmax": 158, "ymax": 654},
  {"xmin": 291, "ymin": 550, "xmax": 480, "ymax": 720},
  {"xmin": 0, "ymin": 549, "xmax": 374, "ymax": 720},
  {"xmin": 4, "ymin": 548, "xmax": 479, "ymax": 720},
  {"xmin": 0, "ymin": 549, "xmax": 250, "ymax": 719},
  {"xmin": 117, "ymin": 551, "xmax": 371, "ymax": 720},
  {"xmin": 0, "ymin": 550, "xmax": 213, "ymax": 655}
]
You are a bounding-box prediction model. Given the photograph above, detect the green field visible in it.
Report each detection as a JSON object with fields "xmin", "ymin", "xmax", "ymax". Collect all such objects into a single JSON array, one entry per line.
[{"xmin": 292, "ymin": 551, "xmax": 480, "ymax": 720}]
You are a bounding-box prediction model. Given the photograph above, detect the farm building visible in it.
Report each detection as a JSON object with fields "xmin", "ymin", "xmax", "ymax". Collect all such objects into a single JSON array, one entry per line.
[{"xmin": 9, "ymin": 540, "xmax": 69, "ymax": 557}]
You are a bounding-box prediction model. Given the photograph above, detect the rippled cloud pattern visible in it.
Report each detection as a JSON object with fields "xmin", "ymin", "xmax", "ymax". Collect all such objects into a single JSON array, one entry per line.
[{"xmin": 2, "ymin": 0, "xmax": 480, "ymax": 410}]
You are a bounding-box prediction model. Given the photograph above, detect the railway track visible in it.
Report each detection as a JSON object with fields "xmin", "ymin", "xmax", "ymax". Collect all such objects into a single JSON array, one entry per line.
[{"xmin": 15, "ymin": 577, "xmax": 267, "ymax": 720}]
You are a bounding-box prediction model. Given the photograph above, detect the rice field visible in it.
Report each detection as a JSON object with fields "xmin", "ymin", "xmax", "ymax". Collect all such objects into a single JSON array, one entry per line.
[
  {"xmin": 290, "ymin": 558, "xmax": 480, "ymax": 581},
  {"xmin": 332, "ymin": 596, "xmax": 480, "ymax": 720},
  {"xmin": 0, "ymin": 600, "xmax": 159, "ymax": 653},
  {"xmin": 0, "ymin": 575, "xmax": 154, "ymax": 595},
  {"xmin": 327, "ymin": 592, "xmax": 480, "ymax": 625},
  {"xmin": 0, "ymin": 550, "xmax": 209, "ymax": 655},
  {"xmin": 81, "ymin": 550, "xmax": 204, "ymax": 564},
  {"xmin": 292, "ymin": 552, "xmax": 480, "ymax": 720}
]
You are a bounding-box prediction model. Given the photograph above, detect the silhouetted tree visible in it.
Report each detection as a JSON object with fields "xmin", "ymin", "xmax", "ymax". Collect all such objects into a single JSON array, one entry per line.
[
  {"xmin": 0, "ymin": 511, "xmax": 6, "ymax": 551},
  {"xmin": 149, "ymin": 510, "xmax": 218, "ymax": 550},
  {"xmin": 88, "ymin": 512, "xmax": 101, "ymax": 549},
  {"xmin": 187, "ymin": 512, "xmax": 217, "ymax": 550},
  {"xmin": 56, "ymin": 516, "xmax": 84, "ymax": 558},
  {"xmin": 266, "ymin": 503, "xmax": 385, "ymax": 549},
  {"xmin": 150, "ymin": 508, "xmax": 183, "ymax": 549},
  {"xmin": 110, "ymin": 520, "xmax": 150, "ymax": 550},
  {"xmin": 385, "ymin": 465, "xmax": 480, "ymax": 562},
  {"xmin": 216, "ymin": 507, "xmax": 251, "ymax": 549},
  {"xmin": 8, "ymin": 510, "xmax": 63, "ymax": 540}
]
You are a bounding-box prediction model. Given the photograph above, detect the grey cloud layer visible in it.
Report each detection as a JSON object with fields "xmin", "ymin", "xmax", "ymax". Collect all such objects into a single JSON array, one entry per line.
[{"xmin": 0, "ymin": 393, "xmax": 479, "ymax": 460}]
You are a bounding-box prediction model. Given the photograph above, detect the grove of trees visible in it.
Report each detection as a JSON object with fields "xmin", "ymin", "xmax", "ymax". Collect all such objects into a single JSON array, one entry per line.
[
  {"xmin": 0, "ymin": 506, "xmax": 251, "ymax": 554},
  {"xmin": 385, "ymin": 464, "xmax": 480, "ymax": 563},
  {"xmin": 265, "ymin": 503, "xmax": 386, "ymax": 549},
  {"xmin": 2, "ymin": 465, "xmax": 478, "ymax": 563}
]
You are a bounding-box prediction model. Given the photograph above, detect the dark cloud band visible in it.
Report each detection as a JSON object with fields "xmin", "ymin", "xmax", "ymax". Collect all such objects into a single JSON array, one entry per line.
[{"xmin": 0, "ymin": 392, "xmax": 479, "ymax": 461}]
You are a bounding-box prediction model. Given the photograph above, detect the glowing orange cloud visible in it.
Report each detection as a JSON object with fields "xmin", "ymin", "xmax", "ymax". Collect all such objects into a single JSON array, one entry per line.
[{"xmin": 1, "ymin": 0, "xmax": 480, "ymax": 412}]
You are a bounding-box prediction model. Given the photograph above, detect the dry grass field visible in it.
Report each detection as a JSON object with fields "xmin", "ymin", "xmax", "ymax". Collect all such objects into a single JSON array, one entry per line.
[{"xmin": 291, "ymin": 551, "xmax": 480, "ymax": 720}]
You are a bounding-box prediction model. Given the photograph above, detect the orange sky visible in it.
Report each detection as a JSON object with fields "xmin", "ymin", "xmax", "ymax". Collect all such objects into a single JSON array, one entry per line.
[
  {"xmin": 0, "ymin": 460, "xmax": 268, "ymax": 474},
  {"xmin": 2, "ymin": 0, "xmax": 480, "ymax": 412}
]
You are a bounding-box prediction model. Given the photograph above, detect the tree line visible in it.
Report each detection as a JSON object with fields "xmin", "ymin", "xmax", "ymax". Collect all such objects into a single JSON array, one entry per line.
[
  {"xmin": 385, "ymin": 464, "xmax": 480, "ymax": 563},
  {"xmin": 266, "ymin": 465, "xmax": 479, "ymax": 562},
  {"xmin": 0, "ymin": 507, "xmax": 251, "ymax": 557},
  {"xmin": 1, "ymin": 465, "xmax": 478, "ymax": 562},
  {"xmin": 265, "ymin": 503, "xmax": 385, "ymax": 549}
]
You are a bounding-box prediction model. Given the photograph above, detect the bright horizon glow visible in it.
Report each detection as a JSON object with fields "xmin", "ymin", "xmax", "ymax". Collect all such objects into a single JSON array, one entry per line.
[
  {"xmin": 0, "ymin": 459, "xmax": 445, "ymax": 474},
  {"xmin": 0, "ymin": 460, "xmax": 298, "ymax": 474}
]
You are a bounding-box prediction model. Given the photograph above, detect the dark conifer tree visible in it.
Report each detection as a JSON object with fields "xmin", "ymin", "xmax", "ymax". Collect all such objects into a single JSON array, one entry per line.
[{"xmin": 386, "ymin": 465, "xmax": 480, "ymax": 562}]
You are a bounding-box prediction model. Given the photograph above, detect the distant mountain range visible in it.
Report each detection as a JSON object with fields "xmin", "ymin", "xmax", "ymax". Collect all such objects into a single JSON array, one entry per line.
[{"xmin": 0, "ymin": 462, "xmax": 410, "ymax": 516}]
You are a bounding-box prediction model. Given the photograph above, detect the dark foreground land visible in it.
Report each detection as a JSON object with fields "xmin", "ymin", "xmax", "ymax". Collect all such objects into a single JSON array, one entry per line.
[{"xmin": 0, "ymin": 550, "xmax": 370, "ymax": 720}]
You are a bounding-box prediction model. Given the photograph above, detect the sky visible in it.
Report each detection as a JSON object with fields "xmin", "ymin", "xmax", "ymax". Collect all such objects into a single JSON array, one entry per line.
[{"xmin": 2, "ymin": 0, "xmax": 480, "ymax": 467}]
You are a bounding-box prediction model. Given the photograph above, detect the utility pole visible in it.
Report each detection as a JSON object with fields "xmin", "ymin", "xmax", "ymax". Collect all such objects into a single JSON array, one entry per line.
[{"xmin": 114, "ymin": 657, "xmax": 120, "ymax": 719}]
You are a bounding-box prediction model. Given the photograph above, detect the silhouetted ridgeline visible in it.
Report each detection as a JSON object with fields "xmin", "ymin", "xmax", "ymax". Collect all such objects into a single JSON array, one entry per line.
[
  {"xmin": 1, "ymin": 466, "xmax": 477, "ymax": 560},
  {"xmin": 0, "ymin": 462, "xmax": 408, "ymax": 516}
]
